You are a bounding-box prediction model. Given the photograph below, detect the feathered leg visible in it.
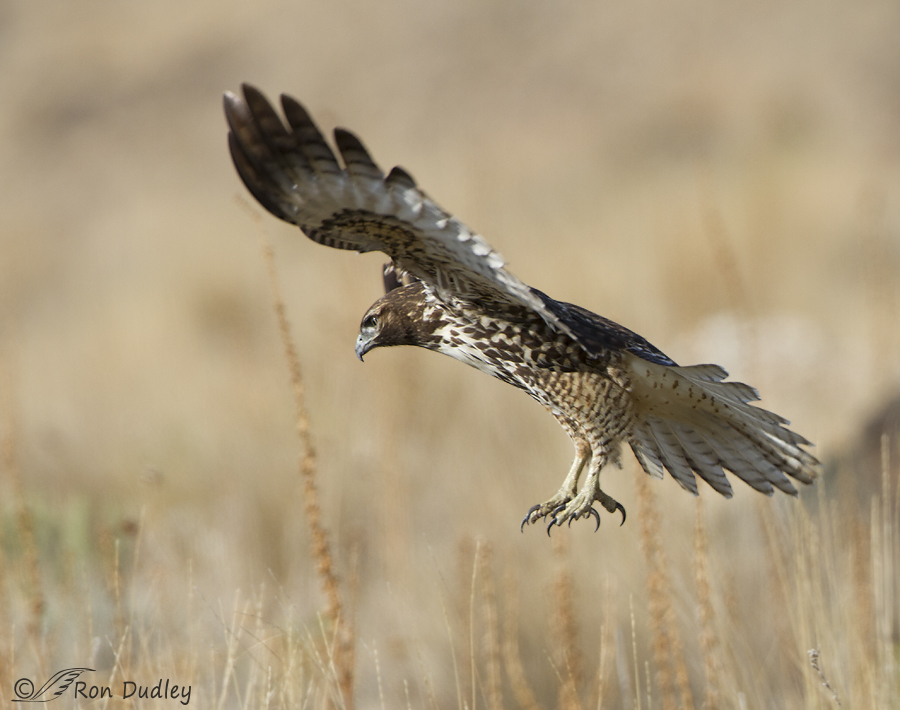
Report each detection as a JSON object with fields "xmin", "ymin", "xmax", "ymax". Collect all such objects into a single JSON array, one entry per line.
[
  {"xmin": 545, "ymin": 452, "xmax": 626, "ymax": 532},
  {"xmin": 521, "ymin": 439, "xmax": 591, "ymax": 531},
  {"xmin": 522, "ymin": 439, "xmax": 626, "ymax": 533}
]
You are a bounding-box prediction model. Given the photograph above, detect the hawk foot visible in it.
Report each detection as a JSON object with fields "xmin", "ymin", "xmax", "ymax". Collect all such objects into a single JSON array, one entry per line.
[
  {"xmin": 521, "ymin": 489, "xmax": 625, "ymax": 534},
  {"xmin": 521, "ymin": 493, "xmax": 574, "ymax": 532}
]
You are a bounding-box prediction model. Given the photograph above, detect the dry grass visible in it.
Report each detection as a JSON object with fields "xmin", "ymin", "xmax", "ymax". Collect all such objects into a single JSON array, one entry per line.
[
  {"xmin": 2, "ymin": 0, "xmax": 900, "ymax": 707},
  {"xmin": 258, "ymin": 216, "xmax": 353, "ymax": 709},
  {"xmin": 635, "ymin": 474, "xmax": 692, "ymax": 710},
  {"xmin": 693, "ymin": 498, "xmax": 722, "ymax": 710}
]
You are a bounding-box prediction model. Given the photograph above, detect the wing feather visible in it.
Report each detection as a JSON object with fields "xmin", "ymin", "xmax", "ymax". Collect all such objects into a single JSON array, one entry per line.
[
  {"xmin": 692, "ymin": 416, "xmax": 775, "ymax": 494},
  {"xmin": 386, "ymin": 165, "xmax": 418, "ymax": 189},
  {"xmin": 224, "ymin": 84, "xmax": 579, "ymax": 341},
  {"xmin": 227, "ymin": 132, "xmax": 297, "ymax": 224},
  {"xmin": 646, "ymin": 419, "xmax": 699, "ymax": 494},
  {"xmin": 536, "ymin": 295, "xmax": 678, "ymax": 367},
  {"xmin": 629, "ymin": 422, "xmax": 666, "ymax": 480},
  {"xmin": 334, "ymin": 128, "xmax": 385, "ymax": 181},
  {"xmin": 668, "ymin": 421, "xmax": 733, "ymax": 496},
  {"xmin": 278, "ymin": 93, "xmax": 343, "ymax": 176}
]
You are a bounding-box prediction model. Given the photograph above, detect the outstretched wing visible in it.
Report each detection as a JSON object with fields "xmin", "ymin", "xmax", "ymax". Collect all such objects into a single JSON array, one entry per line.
[{"xmin": 224, "ymin": 84, "xmax": 577, "ymax": 340}]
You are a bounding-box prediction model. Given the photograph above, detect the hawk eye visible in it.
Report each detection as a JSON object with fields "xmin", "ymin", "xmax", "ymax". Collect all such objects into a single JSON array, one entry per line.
[{"xmin": 363, "ymin": 314, "xmax": 379, "ymax": 330}]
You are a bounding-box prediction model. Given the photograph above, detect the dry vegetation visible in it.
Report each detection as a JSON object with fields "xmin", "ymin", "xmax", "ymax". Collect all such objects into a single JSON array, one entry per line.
[{"xmin": 1, "ymin": 0, "xmax": 900, "ymax": 707}]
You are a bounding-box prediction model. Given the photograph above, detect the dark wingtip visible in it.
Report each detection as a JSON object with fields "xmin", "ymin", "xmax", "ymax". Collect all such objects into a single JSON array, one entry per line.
[
  {"xmin": 386, "ymin": 165, "xmax": 417, "ymax": 189},
  {"xmin": 333, "ymin": 127, "xmax": 360, "ymax": 144},
  {"xmin": 240, "ymin": 83, "xmax": 266, "ymax": 104},
  {"xmin": 280, "ymin": 93, "xmax": 316, "ymax": 133}
]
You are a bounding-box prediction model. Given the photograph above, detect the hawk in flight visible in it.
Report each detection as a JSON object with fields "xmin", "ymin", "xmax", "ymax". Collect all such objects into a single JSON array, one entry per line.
[{"xmin": 224, "ymin": 85, "xmax": 818, "ymax": 531}]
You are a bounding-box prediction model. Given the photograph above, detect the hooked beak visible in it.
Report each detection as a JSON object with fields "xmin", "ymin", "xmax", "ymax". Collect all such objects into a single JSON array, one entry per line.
[{"xmin": 355, "ymin": 333, "xmax": 374, "ymax": 362}]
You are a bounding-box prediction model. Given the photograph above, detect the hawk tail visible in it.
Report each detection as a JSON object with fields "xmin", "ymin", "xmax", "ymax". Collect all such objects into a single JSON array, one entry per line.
[{"xmin": 626, "ymin": 359, "xmax": 819, "ymax": 497}]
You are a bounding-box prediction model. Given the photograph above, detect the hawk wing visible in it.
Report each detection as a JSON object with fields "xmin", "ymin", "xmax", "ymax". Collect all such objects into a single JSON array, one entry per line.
[{"xmin": 224, "ymin": 84, "xmax": 578, "ymax": 341}]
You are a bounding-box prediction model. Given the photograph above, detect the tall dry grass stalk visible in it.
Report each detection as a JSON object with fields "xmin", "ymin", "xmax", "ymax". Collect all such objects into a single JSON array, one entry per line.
[
  {"xmin": 591, "ymin": 578, "xmax": 615, "ymax": 710},
  {"xmin": 0, "ymin": 358, "xmax": 44, "ymax": 664},
  {"xmin": 873, "ymin": 434, "xmax": 897, "ymax": 709},
  {"xmin": 635, "ymin": 473, "xmax": 674, "ymax": 710},
  {"xmin": 501, "ymin": 569, "xmax": 542, "ymax": 710},
  {"xmin": 550, "ymin": 533, "xmax": 584, "ymax": 710},
  {"xmin": 848, "ymin": 506, "xmax": 874, "ymax": 703},
  {"xmin": 255, "ymin": 211, "xmax": 355, "ymax": 709},
  {"xmin": 635, "ymin": 473, "xmax": 695, "ymax": 710},
  {"xmin": 693, "ymin": 497, "xmax": 722, "ymax": 710},
  {"xmin": 807, "ymin": 648, "xmax": 842, "ymax": 708},
  {"xmin": 629, "ymin": 596, "xmax": 641, "ymax": 710},
  {"xmin": 468, "ymin": 541, "xmax": 480, "ymax": 710},
  {"xmin": 477, "ymin": 543, "xmax": 503, "ymax": 710}
]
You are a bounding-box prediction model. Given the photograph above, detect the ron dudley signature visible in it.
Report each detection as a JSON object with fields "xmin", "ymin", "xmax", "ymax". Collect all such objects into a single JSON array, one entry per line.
[{"xmin": 13, "ymin": 669, "xmax": 191, "ymax": 705}]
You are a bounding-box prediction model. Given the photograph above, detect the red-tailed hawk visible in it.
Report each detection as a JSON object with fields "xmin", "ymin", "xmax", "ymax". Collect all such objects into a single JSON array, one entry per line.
[{"xmin": 224, "ymin": 85, "xmax": 818, "ymax": 532}]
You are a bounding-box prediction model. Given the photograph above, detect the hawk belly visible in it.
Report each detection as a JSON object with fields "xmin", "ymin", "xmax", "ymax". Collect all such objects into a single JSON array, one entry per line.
[{"xmin": 432, "ymin": 312, "xmax": 633, "ymax": 461}]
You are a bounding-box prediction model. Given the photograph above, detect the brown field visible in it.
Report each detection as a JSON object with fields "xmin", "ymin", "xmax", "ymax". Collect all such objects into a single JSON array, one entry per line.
[{"xmin": 1, "ymin": 0, "xmax": 899, "ymax": 707}]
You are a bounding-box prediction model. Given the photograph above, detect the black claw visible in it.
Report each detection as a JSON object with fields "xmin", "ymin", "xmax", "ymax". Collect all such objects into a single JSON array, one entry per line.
[
  {"xmin": 615, "ymin": 502, "xmax": 627, "ymax": 526},
  {"xmin": 546, "ymin": 516, "xmax": 562, "ymax": 536},
  {"xmin": 588, "ymin": 507, "xmax": 601, "ymax": 532},
  {"xmin": 521, "ymin": 504, "xmax": 541, "ymax": 532}
]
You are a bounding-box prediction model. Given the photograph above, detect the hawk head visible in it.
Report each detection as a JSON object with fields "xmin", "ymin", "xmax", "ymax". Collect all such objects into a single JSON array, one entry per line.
[{"xmin": 355, "ymin": 283, "xmax": 444, "ymax": 361}]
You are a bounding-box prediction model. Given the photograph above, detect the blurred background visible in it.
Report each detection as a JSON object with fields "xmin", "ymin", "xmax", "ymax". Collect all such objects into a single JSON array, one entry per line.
[{"xmin": 1, "ymin": 0, "xmax": 899, "ymax": 707}]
